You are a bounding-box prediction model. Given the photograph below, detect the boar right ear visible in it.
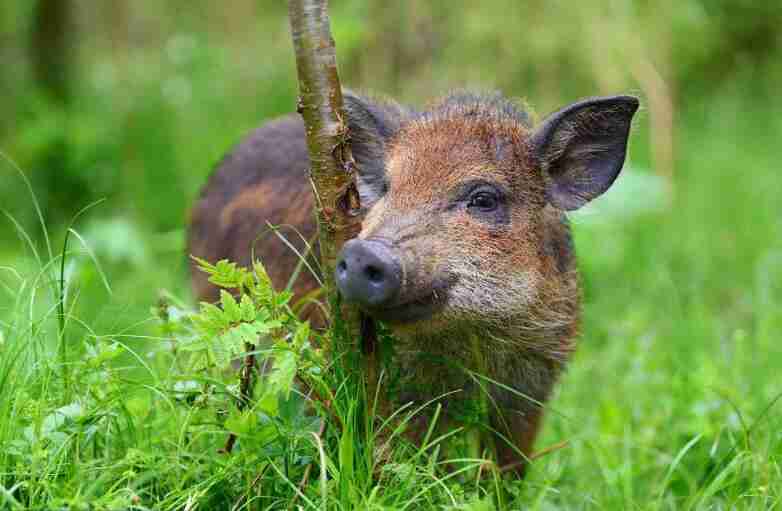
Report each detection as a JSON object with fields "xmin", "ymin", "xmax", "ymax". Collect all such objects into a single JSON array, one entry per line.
[
  {"xmin": 343, "ymin": 90, "xmax": 406, "ymax": 208},
  {"xmin": 531, "ymin": 96, "xmax": 639, "ymax": 211}
]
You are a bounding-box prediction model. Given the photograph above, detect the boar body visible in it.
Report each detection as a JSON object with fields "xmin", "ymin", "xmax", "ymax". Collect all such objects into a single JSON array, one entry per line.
[
  {"xmin": 189, "ymin": 116, "xmax": 319, "ymax": 305},
  {"xmin": 188, "ymin": 91, "xmax": 638, "ymax": 474}
]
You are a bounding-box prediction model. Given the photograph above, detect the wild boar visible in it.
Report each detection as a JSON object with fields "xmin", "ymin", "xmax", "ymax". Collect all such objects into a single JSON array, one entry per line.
[{"xmin": 188, "ymin": 90, "xmax": 639, "ymax": 475}]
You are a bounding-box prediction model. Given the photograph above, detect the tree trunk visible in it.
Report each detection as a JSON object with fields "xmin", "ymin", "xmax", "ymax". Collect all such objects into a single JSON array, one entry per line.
[
  {"xmin": 287, "ymin": 0, "xmax": 381, "ymax": 412},
  {"xmin": 31, "ymin": 0, "xmax": 72, "ymax": 104}
]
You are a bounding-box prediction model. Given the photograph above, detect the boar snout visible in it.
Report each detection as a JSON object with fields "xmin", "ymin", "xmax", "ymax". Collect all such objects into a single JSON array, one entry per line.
[
  {"xmin": 337, "ymin": 236, "xmax": 454, "ymax": 325},
  {"xmin": 336, "ymin": 238, "xmax": 402, "ymax": 307}
]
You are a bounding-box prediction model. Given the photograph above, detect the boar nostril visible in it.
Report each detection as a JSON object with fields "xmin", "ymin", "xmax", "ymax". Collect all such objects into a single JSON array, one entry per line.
[
  {"xmin": 365, "ymin": 265, "xmax": 384, "ymax": 283},
  {"xmin": 337, "ymin": 260, "xmax": 348, "ymax": 274}
]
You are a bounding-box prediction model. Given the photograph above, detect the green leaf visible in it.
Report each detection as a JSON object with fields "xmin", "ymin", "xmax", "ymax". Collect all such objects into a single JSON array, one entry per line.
[
  {"xmin": 267, "ymin": 346, "xmax": 297, "ymax": 399},
  {"xmin": 191, "ymin": 255, "xmax": 217, "ymax": 275},
  {"xmin": 220, "ymin": 290, "xmax": 241, "ymax": 323},
  {"xmin": 273, "ymin": 290, "xmax": 293, "ymax": 308},
  {"xmin": 224, "ymin": 410, "xmax": 258, "ymax": 436},
  {"xmin": 252, "ymin": 261, "xmax": 273, "ymax": 289},
  {"xmin": 214, "ymin": 319, "xmax": 283, "ymax": 365},
  {"xmin": 339, "ymin": 418, "xmax": 354, "ymax": 487},
  {"xmin": 234, "ymin": 322, "xmax": 259, "ymax": 343},
  {"xmin": 256, "ymin": 390, "xmax": 279, "ymax": 416},
  {"xmin": 255, "ymin": 319, "xmax": 283, "ymax": 335},
  {"xmin": 239, "ymin": 294, "xmax": 256, "ymax": 322},
  {"xmin": 292, "ymin": 322, "xmax": 310, "ymax": 350},
  {"xmin": 201, "ymin": 259, "xmax": 253, "ymax": 289},
  {"xmin": 193, "ymin": 302, "xmax": 229, "ymax": 335},
  {"xmin": 250, "ymin": 261, "xmax": 274, "ymax": 303},
  {"xmin": 216, "ymin": 329, "xmax": 244, "ymax": 364},
  {"xmin": 86, "ymin": 341, "xmax": 124, "ymax": 368}
]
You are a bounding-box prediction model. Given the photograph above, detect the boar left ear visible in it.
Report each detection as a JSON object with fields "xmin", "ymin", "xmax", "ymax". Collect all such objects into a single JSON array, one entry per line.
[
  {"xmin": 343, "ymin": 90, "xmax": 408, "ymax": 208},
  {"xmin": 531, "ymin": 95, "xmax": 639, "ymax": 211}
]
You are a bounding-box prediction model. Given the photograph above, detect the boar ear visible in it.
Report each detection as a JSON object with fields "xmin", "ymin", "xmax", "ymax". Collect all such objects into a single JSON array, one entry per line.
[
  {"xmin": 343, "ymin": 90, "xmax": 407, "ymax": 207},
  {"xmin": 531, "ymin": 95, "xmax": 639, "ymax": 211}
]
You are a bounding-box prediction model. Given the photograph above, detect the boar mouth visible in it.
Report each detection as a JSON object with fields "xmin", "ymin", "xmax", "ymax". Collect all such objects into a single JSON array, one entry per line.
[
  {"xmin": 362, "ymin": 277, "xmax": 455, "ymax": 324},
  {"xmin": 364, "ymin": 295, "xmax": 441, "ymax": 324}
]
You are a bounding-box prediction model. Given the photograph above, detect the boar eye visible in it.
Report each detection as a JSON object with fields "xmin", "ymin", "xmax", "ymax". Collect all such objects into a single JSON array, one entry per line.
[{"xmin": 467, "ymin": 191, "xmax": 499, "ymax": 212}]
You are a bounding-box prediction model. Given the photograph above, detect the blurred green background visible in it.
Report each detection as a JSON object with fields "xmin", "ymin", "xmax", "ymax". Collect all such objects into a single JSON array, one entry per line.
[
  {"xmin": 1, "ymin": 1, "xmax": 781, "ymax": 505},
  {"xmin": 1, "ymin": 1, "xmax": 780, "ymax": 296}
]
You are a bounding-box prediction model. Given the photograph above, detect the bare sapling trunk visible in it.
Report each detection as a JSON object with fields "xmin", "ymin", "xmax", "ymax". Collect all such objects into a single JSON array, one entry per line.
[{"xmin": 288, "ymin": 0, "xmax": 382, "ymax": 413}]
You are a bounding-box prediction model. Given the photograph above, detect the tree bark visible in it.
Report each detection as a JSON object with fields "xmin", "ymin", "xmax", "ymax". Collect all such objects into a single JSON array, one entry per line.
[
  {"xmin": 31, "ymin": 0, "xmax": 72, "ymax": 104},
  {"xmin": 288, "ymin": 0, "xmax": 380, "ymax": 411},
  {"xmin": 288, "ymin": 0, "xmax": 360, "ymax": 283}
]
